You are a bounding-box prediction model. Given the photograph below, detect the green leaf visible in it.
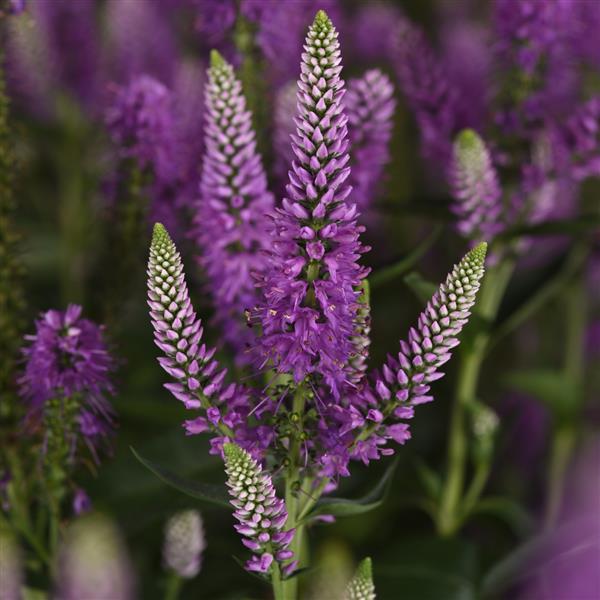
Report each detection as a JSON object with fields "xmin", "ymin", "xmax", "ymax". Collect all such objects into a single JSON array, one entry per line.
[
  {"xmin": 503, "ymin": 369, "xmax": 582, "ymax": 420},
  {"xmin": 370, "ymin": 225, "xmax": 442, "ymax": 288},
  {"xmin": 130, "ymin": 446, "xmax": 230, "ymax": 507},
  {"xmin": 404, "ymin": 271, "xmax": 438, "ymax": 304},
  {"xmin": 304, "ymin": 459, "xmax": 398, "ymax": 521},
  {"xmin": 469, "ymin": 497, "xmax": 534, "ymax": 537},
  {"xmin": 413, "ymin": 459, "xmax": 442, "ymax": 501},
  {"xmin": 498, "ymin": 215, "xmax": 600, "ymax": 239}
]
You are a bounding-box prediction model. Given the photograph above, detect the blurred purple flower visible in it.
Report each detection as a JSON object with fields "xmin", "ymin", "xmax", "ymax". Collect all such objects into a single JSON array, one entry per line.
[
  {"xmin": 194, "ymin": 51, "xmax": 273, "ymax": 364},
  {"xmin": 450, "ymin": 129, "xmax": 503, "ymax": 241},
  {"xmin": 18, "ymin": 305, "xmax": 115, "ymax": 459},
  {"xmin": 390, "ymin": 14, "xmax": 468, "ymax": 168},
  {"xmin": 350, "ymin": 2, "xmax": 401, "ymax": 63},
  {"xmin": 103, "ymin": 0, "xmax": 177, "ymax": 87},
  {"xmin": 345, "ymin": 69, "xmax": 395, "ymax": 213},
  {"xmin": 2, "ymin": 0, "xmax": 25, "ymax": 15},
  {"xmin": 105, "ymin": 75, "xmax": 177, "ymax": 183},
  {"xmin": 72, "ymin": 488, "xmax": 92, "ymax": 515}
]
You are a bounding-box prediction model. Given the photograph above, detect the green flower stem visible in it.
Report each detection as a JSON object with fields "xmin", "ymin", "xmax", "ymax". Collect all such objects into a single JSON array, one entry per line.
[
  {"xmin": 437, "ymin": 252, "xmax": 515, "ymax": 537},
  {"xmin": 544, "ymin": 273, "xmax": 586, "ymax": 530},
  {"xmin": 164, "ymin": 573, "xmax": 184, "ymax": 600},
  {"xmin": 278, "ymin": 385, "xmax": 308, "ymax": 600}
]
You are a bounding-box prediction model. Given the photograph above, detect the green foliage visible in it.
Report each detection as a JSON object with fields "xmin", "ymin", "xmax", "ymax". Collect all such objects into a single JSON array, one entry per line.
[{"xmin": 131, "ymin": 447, "xmax": 231, "ymax": 508}]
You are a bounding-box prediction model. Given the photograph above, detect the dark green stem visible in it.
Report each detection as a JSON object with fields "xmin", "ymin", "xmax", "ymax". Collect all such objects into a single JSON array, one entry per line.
[{"xmin": 437, "ymin": 254, "xmax": 514, "ymax": 536}]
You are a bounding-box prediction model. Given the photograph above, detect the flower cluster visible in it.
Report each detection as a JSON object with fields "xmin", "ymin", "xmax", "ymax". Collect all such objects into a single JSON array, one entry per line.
[
  {"xmin": 345, "ymin": 69, "xmax": 395, "ymax": 213},
  {"xmin": 18, "ymin": 305, "xmax": 115, "ymax": 461},
  {"xmin": 1, "ymin": 0, "xmax": 25, "ymax": 16},
  {"xmin": 194, "ymin": 50, "xmax": 273, "ymax": 363},
  {"xmin": 163, "ymin": 510, "xmax": 206, "ymax": 578},
  {"xmin": 223, "ymin": 443, "xmax": 295, "ymax": 575},
  {"xmin": 105, "ymin": 75, "xmax": 177, "ymax": 183},
  {"xmin": 257, "ymin": 10, "xmax": 369, "ymax": 397},
  {"xmin": 147, "ymin": 223, "xmax": 272, "ymax": 458},
  {"xmin": 351, "ymin": 243, "xmax": 487, "ymax": 463},
  {"xmin": 390, "ymin": 14, "xmax": 467, "ymax": 167},
  {"xmin": 450, "ymin": 130, "xmax": 503, "ymax": 242}
]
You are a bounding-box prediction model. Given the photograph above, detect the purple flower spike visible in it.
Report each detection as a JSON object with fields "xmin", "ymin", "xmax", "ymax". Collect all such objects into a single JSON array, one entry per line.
[
  {"xmin": 18, "ymin": 305, "xmax": 115, "ymax": 461},
  {"xmin": 163, "ymin": 510, "xmax": 206, "ymax": 579},
  {"xmin": 194, "ymin": 50, "xmax": 273, "ymax": 364},
  {"xmin": 223, "ymin": 443, "xmax": 295, "ymax": 575},
  {"xmin": 148, "ymin": 223, "xmax": 274, "ymax": 458},
  {"xmin": 345, "ymin": 69, "xmax": 395, "ymax": 212},
  {"xmin": 357, "ymin": 244, "xmax": 487, "ymax": 461},
  {"xmin": 105, "ymin": 75, "xmax": 177, "ymax": 183},
  {"xmin": 450, "ymin": 129, "xmax": 503, "ymax": 242},
  {"xmin": 257, "ymin": 10, "xmax": 369, "ymax": 397},
  {"xmin": 554, "ymin": 96, "xmax": 600, "ymax": 181},
  {"xmin": 391, "ymin": 16, "xmax": 467, "ymax": 168}
]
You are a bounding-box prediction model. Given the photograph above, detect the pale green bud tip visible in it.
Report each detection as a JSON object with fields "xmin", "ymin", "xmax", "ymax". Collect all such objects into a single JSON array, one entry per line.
[
  {"xmin": 356, "ymin": 557, "xmax": 372, "ymax": 580},
  {"xmin": 468, "ymin": 241, "xmax": 488, "ymax": 264},
  {"xmin": 223, "ymin": 442, "xmax": 243, "ymax": 462},
  {"xmin": 210, "ymin": 49, "xmax": 227, "ymax": 69},
  {"xmin": 456, "ymin": 128, "xmax": 483, "ymax": 152},
  {"xmin": 314, "ymin": 9, "xmax": 332, "ymax": 29},
  {"xmin": 152, "ymin": 222, "xmax": 170, "ymax": 246}
]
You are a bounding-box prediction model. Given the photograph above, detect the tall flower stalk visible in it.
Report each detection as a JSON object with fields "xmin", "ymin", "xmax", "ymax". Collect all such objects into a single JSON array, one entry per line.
[{"xmin": 145, "ymin": 12, "xmax": 488, "ymax": 599}]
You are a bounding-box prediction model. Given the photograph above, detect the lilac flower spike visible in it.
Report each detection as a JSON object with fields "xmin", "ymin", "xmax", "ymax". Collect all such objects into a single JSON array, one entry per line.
[
  {"xmin": 223, "ymin": 443, "xmax": 295, "ymax": 575},
  {"xmin": 345, "ymin": 69, "xmax": 395, "ymax": 212},
  {"xmin": 148, "ymin": 223, "xmax": 237, "ymax": 441},
  {"xmin": 450, "ymin": 129, "xmax": 503, "ymax": 241},
  {"xmin": 391, "ymin": 16, "xmax": 466, "ymax": 167},
  {"xmin": 195, "ymin": 50, "xmax": 273, "ymax": 363},
  {"xmin": 359, "ymin": 244, "xmax": 487, "ymax": 459},
  {"xmin": 258, "ymin": 10, "xmax": 369, "ymax": 396}
]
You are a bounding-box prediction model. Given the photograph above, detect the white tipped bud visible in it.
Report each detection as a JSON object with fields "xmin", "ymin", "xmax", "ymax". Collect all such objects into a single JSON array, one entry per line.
[
  {"xmin": 163, "ymin": 510, "xmax": 205, "ymax": 579},
  {"xmin": 58, "ymin": 514, "xmax": 134, "ymax": 600}
]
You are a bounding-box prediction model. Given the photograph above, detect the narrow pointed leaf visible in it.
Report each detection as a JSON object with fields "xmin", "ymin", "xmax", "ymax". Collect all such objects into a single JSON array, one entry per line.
[
  {"xmin": 305, "ymin": 459, "xmax": 398, "ymax": 520},
  {"xmin": 131, "ymin": 447, "xmax": 230, "ymax": 507}
]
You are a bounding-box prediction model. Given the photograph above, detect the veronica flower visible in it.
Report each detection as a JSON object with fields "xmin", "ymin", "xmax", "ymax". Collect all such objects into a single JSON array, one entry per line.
[
  {"xmin": 18, "ymin": 305, "xmax": 115, "ymax": 462},
  {"xmin": 104, "ymin": 0, "xmax": 177, "ymax": 86},
  {"xmin": 352, "ymin": 243, "xmax": 487, "ymax": 463},
  {"xmin": 194, "ymin": 50, "xmax": 273, "ymax": 363},
  {"xmin": 148, "ymin": 223, "xmax": 272, "ymax": 458},
  {"xmin": 345, "ymin": 557, "xmax": 376, "ymax": 600},
  {"xmin": 257, "ymin": 10, "xmax": 369, "ymax": 397},
  {"xmin": 163, "ymin": 510, "xmax": 206, "ymax": 578},
  {"xmin": 391, "ymin": 14, "xmax": 467, "ymax": 167},
  {"xmin": 553, "ymin": 96, "xmax": 600, "ymax": 182},
  {"xmin": 223, "ymin": 443, "xmax": 295, "ymax": 575},
  {"xmin": 105, "ymin": 75, "xmax": 177, "ymax": 184},
  {"xmin": 58, "ymin": 515, "xmax": 134, "ymax": 600},
  {"xmin": 32, "ymin": 0, "xmax": 100, "ymax": 111},
  {"xmin": 450, "ymin": 129, "xmax": 503, "ymax": 241},
  {"xmin": 345, "ymin": 69, "xmax": 395, "ymax": 213}
]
